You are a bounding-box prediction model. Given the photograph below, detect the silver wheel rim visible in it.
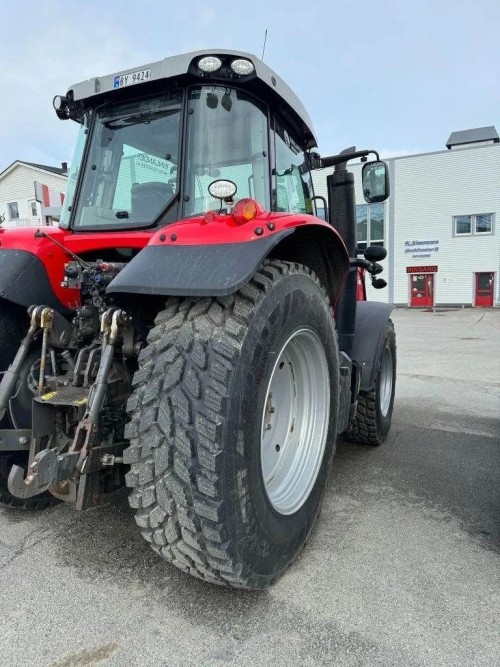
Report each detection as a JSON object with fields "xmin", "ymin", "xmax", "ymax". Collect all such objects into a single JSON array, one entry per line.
[
  {"xmin": 260, "ymin": 328, "xmax": 330, "ymax": 515},
  {"xmin": 379, "ymin": 346, "xmax": 394, "ymax": 417}
]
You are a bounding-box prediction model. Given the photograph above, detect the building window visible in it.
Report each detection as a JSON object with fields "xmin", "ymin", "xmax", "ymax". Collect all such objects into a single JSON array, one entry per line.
[
  {"xmin": 356, "ymin": 203, "xmax": 385, "ymax": 249},
  {"xmin": 454, "ymin": 213, "xmax": 494, "ymax": 236},
  {"xmin": 30, "ymin": 201, "xmax": 38, "ymax": 217},
  {"xmin": 454, "ymin": 215, "xmax": 471, "ymax": 234},
  {"xmin": 475, "ymin": 213, "xmax": 493, "ymax": 234},
  {"xmin": 7, "ymin": 202, "xmax": 19, "ymax": 220}
]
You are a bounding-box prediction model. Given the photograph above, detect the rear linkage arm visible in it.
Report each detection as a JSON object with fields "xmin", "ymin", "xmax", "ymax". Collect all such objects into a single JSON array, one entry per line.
[
  {"xmin": 7, "ymin": 308, "xmax": 131, "ymax": 507},
  {"xmin": 0, "ymin": 305, "xmax": 46, "ymax": 423},
  {"xmin": 0, "ymin": 302, "xmax": 78, "ymax": 422}
]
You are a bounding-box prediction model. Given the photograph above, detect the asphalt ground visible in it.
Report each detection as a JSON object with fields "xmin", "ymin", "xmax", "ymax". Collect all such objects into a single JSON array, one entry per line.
[{"xmin": 0, "ymin": 308, "xmax": 498, "ymax": 667}]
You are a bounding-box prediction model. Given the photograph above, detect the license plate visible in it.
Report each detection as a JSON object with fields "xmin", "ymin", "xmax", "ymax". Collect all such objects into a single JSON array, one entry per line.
[{"xmin": 113, "ymin": 68, "xmax": 151, "ymax": 89}]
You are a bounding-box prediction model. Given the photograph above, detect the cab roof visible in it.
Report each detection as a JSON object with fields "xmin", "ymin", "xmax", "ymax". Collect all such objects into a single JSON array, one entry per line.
[{"xmin": 67, "ymin": 49, "xmax": 317, "ymax": 149}]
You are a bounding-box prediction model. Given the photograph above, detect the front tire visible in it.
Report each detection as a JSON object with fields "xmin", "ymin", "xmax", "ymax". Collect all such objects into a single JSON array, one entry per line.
[
  {"xmin": 124, "ymin": 261, "xmax": 339, "ymax": 588},
  {"xmin": 347, "ymin": 320, "xmax": 396, "ymax": 445}
]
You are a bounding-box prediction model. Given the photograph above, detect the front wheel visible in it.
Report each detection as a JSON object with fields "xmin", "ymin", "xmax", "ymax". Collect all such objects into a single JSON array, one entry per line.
[
  {"xmin": 346, "ymin": 320, "xmax": 396, "ymax": 445},
  {"xmin": 124, "ymin": 260, "xmax": 339, "ymax": 589}
]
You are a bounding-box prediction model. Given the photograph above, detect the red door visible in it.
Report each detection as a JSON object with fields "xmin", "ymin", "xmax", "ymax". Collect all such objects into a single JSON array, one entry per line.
[
  {"xmin": 475, "ymin": 273, "xmax": 494, "ymax": 307},
  {"xmin": 410, "ymin": 274, "xmax": 433, "ymax": 307}
]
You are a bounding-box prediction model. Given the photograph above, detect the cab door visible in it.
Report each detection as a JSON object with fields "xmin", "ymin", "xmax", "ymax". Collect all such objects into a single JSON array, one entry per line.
[{"xmin": 410, "ymin": 274, "xmax": 433, "ymax": 307}]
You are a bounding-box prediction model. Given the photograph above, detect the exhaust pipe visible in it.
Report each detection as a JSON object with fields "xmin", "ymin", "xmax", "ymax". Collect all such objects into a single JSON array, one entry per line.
[{"xmin": 326, "ymin": 148, "xmax": 357, "ymax": 356}]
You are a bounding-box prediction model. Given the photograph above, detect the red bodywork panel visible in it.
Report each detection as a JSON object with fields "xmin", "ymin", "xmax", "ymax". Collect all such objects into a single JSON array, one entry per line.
[
  {"xmin": 0, "ymin": 226, "xmax": 151, "ymax": 310},
  {"xmin": 146, "ymin": 210, "xmax": 345, "ymax": 247},
  {"xmin": 356, "ymin": 267, "xmax": 367, "ymax": 301},
  {"xmin": 0, "ymin": 211, "xmax": 347, "ymax": 310}
]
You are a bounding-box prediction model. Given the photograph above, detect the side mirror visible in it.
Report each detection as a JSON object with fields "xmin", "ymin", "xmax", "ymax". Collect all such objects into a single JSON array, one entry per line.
[
  {"xmin": 364, "ymin": 245, "xmax": 387, "ymax": 262},
  {"xmin": 362, "ymin": 160, "xmax": 390, "ymax": 203}
]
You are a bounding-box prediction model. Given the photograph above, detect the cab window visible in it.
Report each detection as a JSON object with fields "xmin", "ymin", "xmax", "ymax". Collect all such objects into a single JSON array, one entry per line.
[
  {"xmin": 72, "ymin": 91, "xmax": 182, "ymax": 229},
  {"xmin": 273, "ymin": 119, "xmax": 313, "ymax": 214},
  {"xmin": 184, "ymin": 87, "xmax": 270, "ymax": 216}
]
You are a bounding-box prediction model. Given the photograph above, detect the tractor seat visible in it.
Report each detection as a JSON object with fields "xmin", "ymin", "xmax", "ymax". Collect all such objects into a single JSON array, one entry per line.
[
  {"xmin": 131, "ymin": 182, "xmax": 174, "ymax": 220},
  {"xmin": 276, "ymin": 183, "xmax": 290, "ymax": 212}
]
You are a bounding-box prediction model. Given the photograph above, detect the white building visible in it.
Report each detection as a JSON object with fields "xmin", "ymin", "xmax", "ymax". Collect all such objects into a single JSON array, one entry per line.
[
  {"xmin": 312, "ymin": 126, "xmax": 500, "ymax": 308},
  {"xmin": 0, "ymin": 161, "xmax": 68, "ymax": 227}
]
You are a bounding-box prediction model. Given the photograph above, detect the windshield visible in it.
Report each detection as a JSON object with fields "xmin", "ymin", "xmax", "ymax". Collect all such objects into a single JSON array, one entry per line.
[
  {"xmin": 70, "ymin": 91, "xmax": 182, "ymax": 229},
  {"xmin": 184, "ymin": 86, "xmax": 270, "ymax": 216}
]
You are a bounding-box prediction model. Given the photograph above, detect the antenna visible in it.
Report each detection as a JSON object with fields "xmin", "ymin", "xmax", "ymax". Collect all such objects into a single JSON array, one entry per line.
[{"xmin": 261, "ymin": 29, "xmax": 268, "ymax": 61}]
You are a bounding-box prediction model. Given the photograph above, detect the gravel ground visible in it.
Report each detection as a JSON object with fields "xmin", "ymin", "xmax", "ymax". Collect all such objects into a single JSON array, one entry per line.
[{"xmin": 0, "ymin": 307, "xmax": 498, "ymax": 667}]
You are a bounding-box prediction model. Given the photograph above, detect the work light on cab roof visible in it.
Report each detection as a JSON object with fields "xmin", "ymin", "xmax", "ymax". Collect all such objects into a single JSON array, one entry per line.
[
  {"xmin": 197, "ymin": 54, "xmax": 255, "ymax": 77},
  {"xmin": 197, "ymin": 56, "xmax": 222, "ymax": 73},
  {"xmin": 53, "ymin": 94, "xmax": 70, "ymax": 119},
  {"xmin": 230, "ymin": 58, "xmax": 255, "ymax": 75}
]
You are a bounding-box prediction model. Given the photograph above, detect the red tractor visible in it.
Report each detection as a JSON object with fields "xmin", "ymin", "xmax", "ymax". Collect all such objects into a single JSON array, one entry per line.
[{"xmin": 0, "ymin": 50, "xmax": 395, "ymax": 588}]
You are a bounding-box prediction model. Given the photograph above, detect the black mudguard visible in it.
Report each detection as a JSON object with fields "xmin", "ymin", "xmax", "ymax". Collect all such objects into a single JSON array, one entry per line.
[
  {"xmin": 351, "ymin": 301, "xmax": 395, "ymax": 392},
  {"xmin": 107, "ymin": 231, "xmax": 293, "ymax": 297},
  {"xmin": 0, "ymin": 249, "xmax": 70, "ymax": 313}
]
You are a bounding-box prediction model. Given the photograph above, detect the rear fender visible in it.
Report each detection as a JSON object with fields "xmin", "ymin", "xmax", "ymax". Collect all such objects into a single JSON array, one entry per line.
[
  {"xmin": 107, "ymin": 231, "xmax": 294, "ymax": 297},
  {"xmin": 107, "ymin": 213, "xmax": 349, "ymax": 299},
  {"xmin": 0, "ymin": 249, "xmax": 72, "ymax": 313},
  {"xmin": 351, "ymin": 301, "xmax": 395, "ymax": 391},
  {"xmin": 268, "ymin": 225, "xmax": 349, "ymax": 305}
]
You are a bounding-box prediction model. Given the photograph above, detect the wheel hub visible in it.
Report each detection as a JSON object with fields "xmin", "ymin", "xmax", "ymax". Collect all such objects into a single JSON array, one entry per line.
[
  {"xmin": 378, "ymin": 346, "xmax": 394, "ymax": 417},
  {"xmin": 260, "ymin": 328, "xmax": 330, "ymax": 515}
]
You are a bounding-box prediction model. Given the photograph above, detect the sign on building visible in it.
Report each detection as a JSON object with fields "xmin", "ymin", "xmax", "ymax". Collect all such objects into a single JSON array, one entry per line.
[{"xmin": 404, "ymin": 239, "xmax": 440, "ymax": 259}]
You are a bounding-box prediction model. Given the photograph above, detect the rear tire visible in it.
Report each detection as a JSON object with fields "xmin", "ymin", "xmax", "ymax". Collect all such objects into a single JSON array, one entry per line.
[
  {"xmin": 347, "ymin": 320, "xmax": 396, "ymax": 445},
  {"xmin": 0, "ymin": 300, "xmax": 57, "ymax": 510},
  {"xmin": 124, "ymin": 260, "xmax": 339, "ymax": 588}
]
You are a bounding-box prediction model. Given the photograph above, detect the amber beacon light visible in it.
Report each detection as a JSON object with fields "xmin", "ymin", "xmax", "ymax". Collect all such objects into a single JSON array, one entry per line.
[{"xmin": 232, "ymin": 198, "xmax": 264, "ymax": 225}]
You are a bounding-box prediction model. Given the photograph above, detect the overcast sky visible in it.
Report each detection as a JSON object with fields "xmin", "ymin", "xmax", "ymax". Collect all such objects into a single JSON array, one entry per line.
[{"xmin": 1, "ymin": 0, "xmax": 498, "ymax": 172}]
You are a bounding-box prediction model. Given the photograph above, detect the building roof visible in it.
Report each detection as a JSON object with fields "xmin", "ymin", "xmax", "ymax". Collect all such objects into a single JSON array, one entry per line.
[
  {"xmin": 446, "ymin": 126, "xmax": 499, "ymax": 149},
  {"xmin": 0, "ymin": 160, "xmax": 68, "ymax": 181},
  {"xmin": 23, "ymin": 161, "xmax": 67, "ymax": 175}
]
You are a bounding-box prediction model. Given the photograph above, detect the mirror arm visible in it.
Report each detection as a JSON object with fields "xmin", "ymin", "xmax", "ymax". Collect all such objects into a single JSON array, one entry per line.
[
  {"xmin": 314, "ymin": 149, "xmax": 380, "ymax": 171},
  {"xmin": 350, "ymin": 257, "xmax": 384, "ymax": 276}
]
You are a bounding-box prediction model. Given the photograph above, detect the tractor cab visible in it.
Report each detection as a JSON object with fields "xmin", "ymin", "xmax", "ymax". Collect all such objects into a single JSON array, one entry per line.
[{"xmin": 57, "ymin": 51, "xmax": 317, "ymax": 233}]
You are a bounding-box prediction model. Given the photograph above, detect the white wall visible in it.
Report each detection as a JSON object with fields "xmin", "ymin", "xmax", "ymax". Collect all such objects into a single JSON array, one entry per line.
[
  {"xmin": 391, "ymin": 144, "xmax": 500, "ymax": 306},
  {"xmin": 312, "ymin": 142, "xmax": 500, "ymax": 306}
]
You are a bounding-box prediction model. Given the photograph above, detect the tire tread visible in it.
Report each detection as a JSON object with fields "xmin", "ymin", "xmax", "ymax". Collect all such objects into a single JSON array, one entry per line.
[{"xmin": 346, "ymin": 320, "xmax": 396, "ymax": 446}]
